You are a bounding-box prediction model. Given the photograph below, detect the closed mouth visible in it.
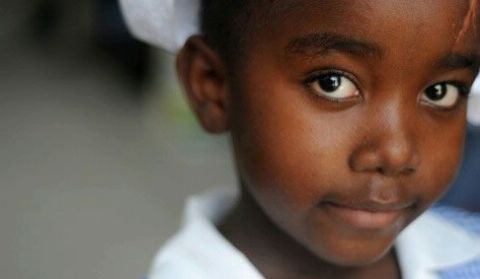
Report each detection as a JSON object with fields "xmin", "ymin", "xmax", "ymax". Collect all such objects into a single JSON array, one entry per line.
[{"xmin": 322, "ymin": 201, "xmax": 414, "ymax": 231}]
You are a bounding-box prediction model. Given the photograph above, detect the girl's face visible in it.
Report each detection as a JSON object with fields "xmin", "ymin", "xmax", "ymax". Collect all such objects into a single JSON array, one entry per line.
[{"xmin": 229, "ymin": 0, "xmax": 480, "ymax": 265}]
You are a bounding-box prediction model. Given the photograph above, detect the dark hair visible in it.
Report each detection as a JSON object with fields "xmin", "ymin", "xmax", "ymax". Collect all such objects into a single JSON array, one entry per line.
[
  {"xmin": 200, "ymin": 0, "xmax": 254, "ymax": 64},
  {"xmin": 200, "ymin": 0, "xmax": 479, "ymax": 62}
]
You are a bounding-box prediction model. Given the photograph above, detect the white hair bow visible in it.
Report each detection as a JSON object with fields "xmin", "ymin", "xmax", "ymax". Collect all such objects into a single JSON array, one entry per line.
[{"xmin": 119, "ymin": 0, "xmax": 200, "ymax": 53}]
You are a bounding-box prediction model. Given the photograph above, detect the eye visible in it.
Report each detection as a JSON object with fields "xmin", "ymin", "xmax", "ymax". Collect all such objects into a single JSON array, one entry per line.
[
  {"xmin": 420, "ymin": 83, "xmax": 464, "ymax": 109},
  {"xmin": 307, "ymin": 72, "xmax": 360, "ymax": 102}
]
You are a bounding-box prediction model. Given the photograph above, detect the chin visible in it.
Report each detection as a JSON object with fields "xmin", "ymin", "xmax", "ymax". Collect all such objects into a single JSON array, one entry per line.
[
  {"xmin": 325, "ymin": 247, "xmax": 393, "ymax": 267},
  {"xmin": 305, "ymin": 231, "xmax": 398, "ymax": 267}
]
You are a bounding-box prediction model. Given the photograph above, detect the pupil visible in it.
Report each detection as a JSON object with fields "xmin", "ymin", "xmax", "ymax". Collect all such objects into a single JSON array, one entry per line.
[
  {"xmin": 425, "ymin": 84, "xmax": 447, "ymax": 101},
  {"xmin": 319, "ymin": 74, "xmax": 341, "ymax": 93}
]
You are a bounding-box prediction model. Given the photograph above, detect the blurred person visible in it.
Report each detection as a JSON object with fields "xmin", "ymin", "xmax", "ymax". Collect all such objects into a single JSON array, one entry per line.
[
  {"xmin": 439, "ymin": 124, "xmax": 480, "ymax": 212},
  {"xmin": 121, "ymin": 1, "xmax": 480, "ymax": 278},
  {"xmin": 438, "ymin": 80, "xmax": 480, "ymax": 212},
  {"xmin": 93, "ymin": 0, "xmax": 152, "ymax": 87}
]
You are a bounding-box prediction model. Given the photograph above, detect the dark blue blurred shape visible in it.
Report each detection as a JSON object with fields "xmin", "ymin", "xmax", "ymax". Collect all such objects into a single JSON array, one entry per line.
[
  {"xmin": 438, "ymin": 125, "xmax": 480, "ymax": 212},
  {"xmin": 94, "ymin": 0, "xmax": 151, "ymax": 87},
  {"xmin": 30, "ymin": 0, "xmax": 151, "ymax": 89}
]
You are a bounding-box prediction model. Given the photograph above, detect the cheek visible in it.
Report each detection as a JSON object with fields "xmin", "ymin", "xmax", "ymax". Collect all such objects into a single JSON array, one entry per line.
[
  {"xmin": 417, "ymin": 118, "xmax": 466, "ymax": 203},
  {"xmin": 229, "ymin": 73, "xmax": 356, "ymax": 227}
]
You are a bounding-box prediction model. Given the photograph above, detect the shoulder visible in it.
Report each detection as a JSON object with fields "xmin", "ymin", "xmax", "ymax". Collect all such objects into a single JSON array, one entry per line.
[
  {"xmin": 147, "ymin": 189, "xmax": 264, "ymax": 279},
  {"xmin": 148, "ymin": 223, "xmax": 264, "ymax": 279},
  {"xmin": 429, "ymin": 206, "xmax": 480, "ymax": 279},
  {"xmin": 147, "ymin": 229, "xmax": 213, "ymax": 279},
  {"xmin": 149, "ymin": 250, "xmax": 205, "ymax": 279},
  {"xmin": 430, "ymin": 206, "xmax": 480, "ymax": 235},
  {"xmin": 396, "ymin": 206, "xmax": 480, "ymax": 278}
]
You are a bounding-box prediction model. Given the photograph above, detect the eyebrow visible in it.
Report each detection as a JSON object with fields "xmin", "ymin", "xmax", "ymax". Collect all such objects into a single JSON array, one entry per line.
[
  {"xmin": 436, "ymin": 53, "xmax": 480, "ymax": 72},
  {"xmin": 285, "ymin": 32, "xmax": 383, "ymax": 58}
]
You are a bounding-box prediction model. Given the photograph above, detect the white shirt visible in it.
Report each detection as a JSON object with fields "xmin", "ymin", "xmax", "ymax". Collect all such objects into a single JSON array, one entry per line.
[{"xmin": 149, "ymin": 189, "xmax": 480, "ymax": 279}]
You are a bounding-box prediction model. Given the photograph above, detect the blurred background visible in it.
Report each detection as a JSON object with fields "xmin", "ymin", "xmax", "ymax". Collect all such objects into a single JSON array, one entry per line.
[
  {"xmin": 1, "ymin": 1, "xmax": 235, "ymax": 279},
  {"xmin": 0, "ymin": 1, "xmax": 478, "ymax": 279}
]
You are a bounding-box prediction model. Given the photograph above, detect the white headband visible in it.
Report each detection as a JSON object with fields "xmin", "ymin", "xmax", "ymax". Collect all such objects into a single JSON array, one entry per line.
[{"xmin": 119, "ymin": 0, "xmax": 200, "ymax": 53}]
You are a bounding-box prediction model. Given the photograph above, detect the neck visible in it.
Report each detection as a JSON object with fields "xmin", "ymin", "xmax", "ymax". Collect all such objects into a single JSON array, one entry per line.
[{"xmin": 218, "ymin": 186, "xmax": 401, "ymax": 279}]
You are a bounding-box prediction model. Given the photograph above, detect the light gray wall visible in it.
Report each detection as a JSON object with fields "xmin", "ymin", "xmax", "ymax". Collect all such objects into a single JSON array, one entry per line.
[{"xmin": 0, "ymin": 34, "xmax": 236, "ymax": 279}]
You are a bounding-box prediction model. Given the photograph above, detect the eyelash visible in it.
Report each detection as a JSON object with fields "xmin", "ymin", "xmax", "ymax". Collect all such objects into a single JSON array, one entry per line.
[
  {"xmin": 302, "ymin": 70, "xmax": 472, "ymax": 104},
  {"xmin": 439, "ymin": 80, "xmax": 471, "ymax": 96},
  {"xmin": 303, "ymin": 69, "xmax": 361, "ymax": 102},
  {"xmin": 304, "ymin": 69, "xmax": 359, "ymax": 87}
]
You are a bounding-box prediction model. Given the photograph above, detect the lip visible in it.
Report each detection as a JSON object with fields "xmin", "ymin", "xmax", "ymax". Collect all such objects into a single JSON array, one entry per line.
[{"xmin": 322, "ymin": 201, "xmax": 411, "ymax": 230}]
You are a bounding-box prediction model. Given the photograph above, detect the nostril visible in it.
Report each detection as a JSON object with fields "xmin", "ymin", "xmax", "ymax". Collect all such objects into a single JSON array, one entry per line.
[
  {"xmin": 376, "ymin": 164, "xmax": 417, "ymax": 176},
  {"xmin": 349, "ymin": 142, "xmax": 419, "ymax": 176},
  {"xmin": 404, "ymin": 166, "xmax": 417, "ymax": 175}
]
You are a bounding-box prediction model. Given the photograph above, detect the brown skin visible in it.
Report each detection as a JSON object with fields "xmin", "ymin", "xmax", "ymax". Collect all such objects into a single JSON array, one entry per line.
[{"xmin": 177, "ymin": 0, "xmax": 480, "ymax": 278}]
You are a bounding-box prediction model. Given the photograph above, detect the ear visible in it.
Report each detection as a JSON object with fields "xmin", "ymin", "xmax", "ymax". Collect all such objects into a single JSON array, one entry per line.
[{"xmin": 176, "ymin": 36, "xmax": 230, "ymax": 134}]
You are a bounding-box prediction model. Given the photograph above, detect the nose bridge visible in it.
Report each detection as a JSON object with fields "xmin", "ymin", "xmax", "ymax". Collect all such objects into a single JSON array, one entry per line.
[
  {"xmin": 377, "ymin": 100, "xmax": 416, "ymax": 170},
  {"xmin": 350, "ymin": 94, "xmax": 419, "ymax": 176}
]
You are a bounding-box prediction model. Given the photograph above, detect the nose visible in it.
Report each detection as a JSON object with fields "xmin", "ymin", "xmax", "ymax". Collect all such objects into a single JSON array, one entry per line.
[{"xmin": 349, "ymin": 103, "xmax": 420, "ymax": 177}]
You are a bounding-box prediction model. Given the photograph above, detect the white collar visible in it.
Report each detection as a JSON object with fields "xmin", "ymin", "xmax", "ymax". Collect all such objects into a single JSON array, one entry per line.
[
  {"xmin": 151, "ymin": 189, "xmax": 480, "ymax": 279},
  {"xmin": 396, "ymin": 208, "xmax": 480, "ymax": 279},
  {"xmin": 150, "ymin": 188, "xmax": 264, "ymax": 279}
]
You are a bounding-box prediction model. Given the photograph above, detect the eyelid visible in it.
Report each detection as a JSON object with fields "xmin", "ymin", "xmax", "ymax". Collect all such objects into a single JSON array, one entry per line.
[
  {"xmin": 420, "ymin": 81, "xmax": 470, "ymax": 110},
  {"xmin": 304, "ymin": 69, "xmax": 360, "ymax": 89},
  {"xmin": 428, "ymin": 80, "xmax": 472, "ymax": 98},
  {"xmin": 445, "ymin": 80, "xmax": 471, "ymax": 96},
  {"xmin": 303, "ymin": 69, "xmax": 362, "ymax": 104}
]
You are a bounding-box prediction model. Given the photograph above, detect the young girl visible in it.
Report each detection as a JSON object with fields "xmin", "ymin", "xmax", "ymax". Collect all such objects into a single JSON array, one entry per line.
[{"xmin": 121, "ymin": 1, "xmax": 480, "ymax": 278}]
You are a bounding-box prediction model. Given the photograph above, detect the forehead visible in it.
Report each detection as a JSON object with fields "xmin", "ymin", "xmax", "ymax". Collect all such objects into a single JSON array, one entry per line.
[
  {"xmin": 262, "ymin": 0, "xmax": 471, "ymax": 25},
  {"xmin": 246, "ymin": 0, "xmax": 479, "ymax": 55}
]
